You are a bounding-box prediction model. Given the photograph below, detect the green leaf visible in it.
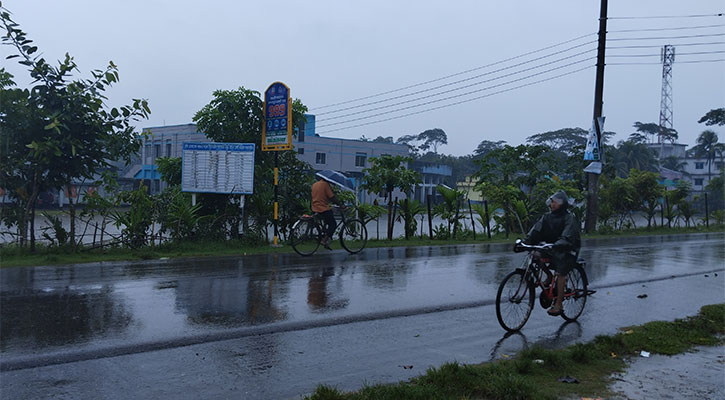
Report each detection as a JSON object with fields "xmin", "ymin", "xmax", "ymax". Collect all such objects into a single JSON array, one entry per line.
[{"xmin": 111, "ymin": 108, "xmax": 119, "ymax": 118}]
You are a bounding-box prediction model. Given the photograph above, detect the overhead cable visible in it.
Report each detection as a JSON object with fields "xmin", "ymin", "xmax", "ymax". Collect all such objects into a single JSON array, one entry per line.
[
  {"xmin": 316, "ymin": 43, "xmax": 597, "ymax": 116},
  {"xmin": 315, "ymin": 66, "xmax": 593, "ymax": 135},
  {"xmin": 310, "ymin": 32, "xmax": 596, "ymax": 110},
  {"xmin": 316, "ymin": 60, "xmax": 594, "ymax": 129},
  {"xmin": 318, "ymin": 50, "xmax": 596, "ymax": 121},
  {"xmin": 606, "ymin": 13, "xmax": 724, "ymax": 20}
]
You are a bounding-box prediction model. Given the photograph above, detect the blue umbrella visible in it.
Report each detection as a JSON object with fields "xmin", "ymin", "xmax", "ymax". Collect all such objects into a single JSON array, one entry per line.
[{"xmin": 316, "ymin": 170, "xmax": 354, "ymax": 192}]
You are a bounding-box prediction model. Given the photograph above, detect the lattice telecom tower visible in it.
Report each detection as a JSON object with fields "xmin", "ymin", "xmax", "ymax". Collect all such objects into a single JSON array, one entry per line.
[{"xmin": 658, "ymin": 45, "xmax": 675, "ymax": 144}]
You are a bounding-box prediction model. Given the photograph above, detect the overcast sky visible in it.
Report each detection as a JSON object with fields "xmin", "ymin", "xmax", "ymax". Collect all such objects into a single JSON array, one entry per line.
[{"xmin": 2, "ymin": 0, "xmax": 723, "ymax": 155}]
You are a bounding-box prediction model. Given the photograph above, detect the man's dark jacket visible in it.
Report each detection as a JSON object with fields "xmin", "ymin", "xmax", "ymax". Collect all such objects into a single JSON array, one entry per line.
[{"xmin": 524, "ymin": 206, "xmax": 581, "ymax": 273}]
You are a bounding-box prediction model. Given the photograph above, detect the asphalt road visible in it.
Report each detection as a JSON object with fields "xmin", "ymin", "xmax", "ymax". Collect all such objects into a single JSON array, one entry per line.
[{"xmin": 1, "ymin": 232, "xmax": 723, "ymax": 399}]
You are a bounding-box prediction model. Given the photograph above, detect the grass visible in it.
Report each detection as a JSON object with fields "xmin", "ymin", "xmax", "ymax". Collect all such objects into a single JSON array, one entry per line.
[
  {"xmin": 1, "ymin": 224, "xmax": 723, "ymax": 268},
  {"xmin": 304, "ymin": 304, "xmax": 725, "ymax": 400}
]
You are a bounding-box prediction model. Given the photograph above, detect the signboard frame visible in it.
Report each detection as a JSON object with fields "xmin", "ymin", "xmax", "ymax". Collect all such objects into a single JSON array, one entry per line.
[
  {"xmin": 262, "ymin": 81, "xmax": 293, "ymax": 151},
  {"xmin": 181, "ymin": 142, "xmax": 255, "ymax": 195}
]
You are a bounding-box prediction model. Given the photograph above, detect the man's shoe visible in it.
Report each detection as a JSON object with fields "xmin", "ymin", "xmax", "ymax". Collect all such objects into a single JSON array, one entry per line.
[{"xmin": 322, "ymin": 237, "xmax": 332, "ymax": 250}]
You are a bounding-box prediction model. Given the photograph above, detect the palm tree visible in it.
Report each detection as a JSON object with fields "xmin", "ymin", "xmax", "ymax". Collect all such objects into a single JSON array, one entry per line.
[
  {"xmin": 611, "ymin": 140, "xmax": 659, "ymax": 177},
  {"xmin": 692, "ymin": 130, "xmax": 725, "ymax": 182},
  {"xmin": 661, "ymin": 155, "xmax": 688, "ymax": 174}
]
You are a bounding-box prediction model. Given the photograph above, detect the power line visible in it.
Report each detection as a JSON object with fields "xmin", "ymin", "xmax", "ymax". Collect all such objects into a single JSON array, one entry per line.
[
  {"xmin": 606, "ymin": 13, "xmax": 724, "ymax": 20},
  {"xmin": 608, "ymin": 24, "xmax": 725, "ymax": 33},
  {"xmin": 318, "ymin": 49, "xmax": 596, "ymax": 121},
  {"xmin": 316, "ymin": 60, "xmax": 594, "ymax": 129},
  {"xmin": 607, "ymin": 41, "xmax": 725, "ymax": 49},
  {"xmin": 310, "ymin": 32, "xmax": 596, "ymax": 110},
  {"xmin": 317, "ymin": 43, "xmax": 596, "ymax": 116},
  {"xmin": 315, "ymin": 66, "xmax": 593, "ymax": 135},
  {"xmin": 608, "ymin": 59, "xmax": 725, "ymax": 65},
  {"xmin": 607, "ymin": 32, "xmax": 725, "ymax": 41},
  {"xmin": 608, "ymin": 50, "xmax": 725, "ymax": 58}
]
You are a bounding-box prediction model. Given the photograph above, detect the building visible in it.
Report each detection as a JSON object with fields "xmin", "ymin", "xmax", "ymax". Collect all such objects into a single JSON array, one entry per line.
[{"xmin": 647, "ymin": 142, "xmax": 722, "ymax": 192}]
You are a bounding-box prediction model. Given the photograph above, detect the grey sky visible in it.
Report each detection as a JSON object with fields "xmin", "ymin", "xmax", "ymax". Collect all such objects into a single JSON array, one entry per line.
[{"xmin": 2, "ymin": 0, "xmax": 723, "ymax": 155}]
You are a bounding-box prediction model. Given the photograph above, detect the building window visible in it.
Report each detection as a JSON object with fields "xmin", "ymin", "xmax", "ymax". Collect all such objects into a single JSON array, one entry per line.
[
  {"xmin": 694, "ymin": 178, "xmax": 704, "ymax": 186},
  {"xmin": 166, "ymin": 142, "xmax": 172, "ymax": 157},
  {"xmin": 297, "ymin": 147, "xmax": 304, "ymax": 155},
  {"xmin": 316, "ymin": 152, "xmax": 326, "ymax": 164},
  {"xmin": 144, "ymin": 144, "xmax": 152, "ymax": 164},
  {"xmin": 355, "ymin": 152, "xmax": 367, "ymax": 167},
  {"xmin": 154, "ymin": 144, "xmax": 161, "ymax": 159},
  {"xmin": 695, "ymin": 162, "xmax": 704, "ymax": 169},
  {"xmin": 154, "ymin": 179, "xmax": 161, "ymax": 193},
  {"xmin": 716, "ymin": 162, "xmax": 723, "ymax": 170}
]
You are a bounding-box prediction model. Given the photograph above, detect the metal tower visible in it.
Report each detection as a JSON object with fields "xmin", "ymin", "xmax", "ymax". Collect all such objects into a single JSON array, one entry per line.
[{"xmin": 658, "ymin": 45, "xmax": 675, "ymax": 144}]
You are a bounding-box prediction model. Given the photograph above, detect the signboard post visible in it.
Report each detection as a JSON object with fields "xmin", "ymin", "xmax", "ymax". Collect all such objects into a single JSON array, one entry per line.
[{"xmin": 262, "ymin": 82, "xmax": 293, "ymax": 247}]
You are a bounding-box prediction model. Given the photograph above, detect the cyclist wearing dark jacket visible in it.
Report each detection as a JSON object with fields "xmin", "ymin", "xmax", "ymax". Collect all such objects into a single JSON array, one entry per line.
[{"xmin": 523, "ymin": 190, "xmax": 581, "ymax": 316}]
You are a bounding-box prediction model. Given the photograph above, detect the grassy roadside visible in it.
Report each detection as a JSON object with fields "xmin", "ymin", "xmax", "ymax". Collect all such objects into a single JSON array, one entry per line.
[
  {"xmin": 1, "ymin": 224, "xmax": 723, "ymax": 268},
  {"xmin": 305, "ymin": 304, "xmax": 725, "ymax": 400}
]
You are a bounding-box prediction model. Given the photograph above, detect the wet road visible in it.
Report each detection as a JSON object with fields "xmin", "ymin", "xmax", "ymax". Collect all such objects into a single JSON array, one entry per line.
[{"xmin": 1, "ymin": 233, "xmax": 723, "ymax": 399}]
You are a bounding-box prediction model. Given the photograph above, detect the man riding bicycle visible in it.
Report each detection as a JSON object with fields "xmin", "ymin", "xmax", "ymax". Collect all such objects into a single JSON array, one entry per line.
[
  {"xmin": 522, "ymin": 190, "xmax": 581, "ymax": 316},
  {"xmin": 311, "ymin": 175, "xmax": 345, "ymax": 249}
]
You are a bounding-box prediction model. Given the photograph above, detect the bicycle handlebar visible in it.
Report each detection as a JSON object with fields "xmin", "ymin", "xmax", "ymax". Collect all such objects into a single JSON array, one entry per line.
[{"xmin": 513, "ymin": 239, "xmax": 554, "ymax": 252}]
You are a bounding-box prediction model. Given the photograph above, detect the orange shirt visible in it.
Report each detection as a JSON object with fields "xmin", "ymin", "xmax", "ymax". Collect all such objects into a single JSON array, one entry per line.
[{"xmin": 311, "ymin": 180, "xmax": 334, "ymax": 213}]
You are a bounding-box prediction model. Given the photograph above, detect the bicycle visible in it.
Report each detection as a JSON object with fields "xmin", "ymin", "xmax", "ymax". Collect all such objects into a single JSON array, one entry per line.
[
  {"xmin": 495, "ymin": 240, "xmax": 593, "ymax": 332},
  {"xmin": 290, "ymin": 205, "xmax": 368, "ymax": 256}
]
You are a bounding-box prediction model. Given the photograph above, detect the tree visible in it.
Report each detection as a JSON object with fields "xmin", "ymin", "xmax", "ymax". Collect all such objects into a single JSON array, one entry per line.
[
  {"xmin": 626, "ymin": 169, "xmax": 664, "ymax": 229},
  {"xmin": 1, "ymin": 7, "xmax": 150, "ymax": 249},
  {"xmin": 660, "ymin": 155, "xmax": 687, "ymax": 173},
  {"xmin": 610, "ymin": 140, "xmax": 659, "ymax": 177},
  {"xmin": 633, "ymin": 121, "xmax": 678, "ymax": 143},
  {"xmin": 698, "ymin": 108, "xmax": 725, "ymax": 126},
  {"xmin": 473, "ymin": 140, "xmax": 506, "ymax": 158},
  {"xmin": 691, "ymin": 130, "xmax": 724, "ymax": 183},
  {"xmin": 417, "ymin": 128, "xmax": 447, "ymax": 154},
  {"xmin": 361, "ymin": 155, "xmax": 420, "ymax": 240},
  {"xmin": 193, "ymin": 87, "xmax": 310, "ymax": 240}
]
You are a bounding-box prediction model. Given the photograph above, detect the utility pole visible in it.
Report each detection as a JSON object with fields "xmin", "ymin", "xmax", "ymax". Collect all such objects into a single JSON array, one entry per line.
[{"xmin": 584, "ymin": 0, "xmax": 608, "ymax": 233}]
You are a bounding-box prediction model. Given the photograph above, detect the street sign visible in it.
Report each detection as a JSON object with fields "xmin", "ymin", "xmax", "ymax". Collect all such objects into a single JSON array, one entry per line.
[
  {"xmin": 181, "ymin": 142, "xmax": 255, "ymax": 194},
  {"xmin": 262, "ymin": 82, "xmax": 292, "ymax": 151}
]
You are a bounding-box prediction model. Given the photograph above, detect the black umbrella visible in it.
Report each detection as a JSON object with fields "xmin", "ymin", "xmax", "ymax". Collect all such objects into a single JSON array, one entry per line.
[{"xmin": 316, "ymin": 170, "xmax": 354, "ymax": 192}]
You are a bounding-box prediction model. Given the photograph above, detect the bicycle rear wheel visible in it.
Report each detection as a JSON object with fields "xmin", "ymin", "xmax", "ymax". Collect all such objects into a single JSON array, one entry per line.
[
  {"xmin": 496, "ymin": 270, "xmax": 535, "ymax": 332},
  {"xmin": 562, "ymin": 265, "xmax": 587, "ymax": 321},
  {"xmin": 339, "ymin": 219, "xmax": 368, "ymax": 254},
  {"xmin": 291, "ymin": 219, "xmax": 321, "ymax": 256}
]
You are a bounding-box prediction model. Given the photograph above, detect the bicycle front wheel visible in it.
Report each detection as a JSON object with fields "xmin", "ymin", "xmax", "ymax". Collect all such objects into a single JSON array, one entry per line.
[
  {"xmin": 339, "ymin": 219, "xmax": 368, "ymax": 254},
  {"xmin": 496, "ymin": 270, "xmax": 535, "ymax": 332},
  {"xmin": 562, "ymin": 265, "xmax": 587, "ymax": 321},
  {"xmin": 291, "ymin": 219, "xmax": 321, "ymax": 256}
]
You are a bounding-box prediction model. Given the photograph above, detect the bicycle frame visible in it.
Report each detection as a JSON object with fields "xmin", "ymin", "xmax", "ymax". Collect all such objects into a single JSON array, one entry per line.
[{"xmin": 514, "ymin": 243, "xmax": 583, "ymax": 304}]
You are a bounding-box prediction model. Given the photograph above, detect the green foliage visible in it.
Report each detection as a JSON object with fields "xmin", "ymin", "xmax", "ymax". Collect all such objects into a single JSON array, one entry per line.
[
  {"xmin": 599, "ymin": 176, "xmax": 636, "ymax": 229},
  {"xmin": 112, "ymin": 183, "xmax": 154, "ymax": 248},
  {"xmin": 698, "ymin": 108, "xmax": 725, "ymax": 126},
  {"xmin": 396, "ymin": 199, "xmax": 424, "ymax": 239},
  {"xmin": 433, "ymin": 185, "xmax": 465, "ymax": 238},
  {"xmin": 192, "ymin": 86, "xmax": 311, "ymax": 240},
  {"xmin": 362, "ymin": 155, "xmax": 420, "ymax": 240},
  {"xmin": 691, "ymin": 130, "xmax": 724, "ymax": 181},
  {"xmin": 627, "ymin": 169, "xmax": 664, "ymax": 228},
  {"xmin": 609, "ymin": 140, "xmax": 659, "ymax": 177},
  {"xmin": 1, "ymin": 6, "xmax": 150, "ymax": 248},
  {"xmin": 40, "ymin": 212, "xmax": 68, "ymax": 247},
  {"xmin": 156, "ymin": 157, "xmax": 182, "ymax": 185}
]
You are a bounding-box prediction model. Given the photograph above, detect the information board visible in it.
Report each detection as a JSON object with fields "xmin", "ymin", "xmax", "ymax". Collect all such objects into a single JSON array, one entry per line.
[
  {"xmin": 181, "ymin": 142, "xmax": 255, "ymax": 194},
  {"xmin": 262, "ymin": 81, "xmax": 292, "ymax": 151}
]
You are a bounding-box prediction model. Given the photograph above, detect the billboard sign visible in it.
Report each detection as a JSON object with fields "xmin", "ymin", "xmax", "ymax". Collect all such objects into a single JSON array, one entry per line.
[
  {"xmin": 181, "ymin": 142, "xmax": 255, "ymax": 194},
  {"xmin": 262, "ymin": 81, "xmax": 292, "ymax": 151}
]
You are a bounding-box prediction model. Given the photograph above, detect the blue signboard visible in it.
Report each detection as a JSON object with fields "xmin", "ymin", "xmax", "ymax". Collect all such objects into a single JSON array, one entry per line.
[
  {"xmin": 262, "ymin": 82, "xmax": 292, "ymax": 151},
  {"xmin": 181, "ymin": 142, "xmax": 255, "ymax": 194}
]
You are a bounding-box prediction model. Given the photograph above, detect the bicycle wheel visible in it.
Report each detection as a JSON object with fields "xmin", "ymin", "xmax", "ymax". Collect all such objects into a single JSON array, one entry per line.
[
  {"xmin": 496, "ymin": 270, "xmax": 535, "ymax": 332},
  {"xmin": 562, "ymin": 265, "xmax": 587, "ymax": 321},
  {"xmin": 339, "ymin": 219, "xmax": 368, "ymax": 254},
  {"xmin": 290, "ymin": 219, "xmax": 321, "ymax": 256}
]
